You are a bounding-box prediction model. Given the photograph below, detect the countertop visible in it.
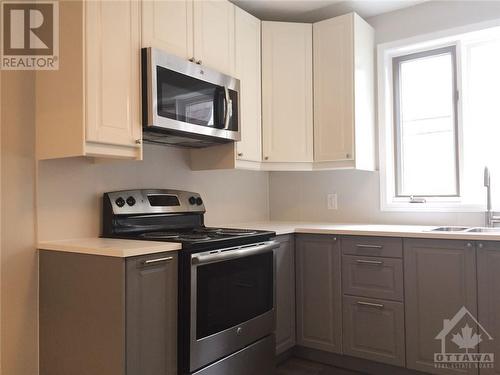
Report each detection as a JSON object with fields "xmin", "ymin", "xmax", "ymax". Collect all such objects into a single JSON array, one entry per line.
[
  {"xmin": 38, "ymin": 222, "xmax": 500, "ymax": 258},
  {"xmin": 224, "ymin": 221, "xmax": 500, "ymax": 241},
  {"xmin": 37, "ymin": 238, "xmax": 182, "ymax": 258}
]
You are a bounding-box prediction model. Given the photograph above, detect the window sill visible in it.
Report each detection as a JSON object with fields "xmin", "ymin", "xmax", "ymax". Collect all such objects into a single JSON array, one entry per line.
[{"xmin": 381, "ymin": 201, "xmax": 485, "ymax": 213}]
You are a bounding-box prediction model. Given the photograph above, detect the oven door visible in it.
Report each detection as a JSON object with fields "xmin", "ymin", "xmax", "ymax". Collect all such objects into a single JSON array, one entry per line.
[
  {"xmin": 189, "ymin": 241, "xmax": 277, "ymax": 372},
  {"xmin": 143, "ymin": 47, "xmax": 240, "ymax": 142}
]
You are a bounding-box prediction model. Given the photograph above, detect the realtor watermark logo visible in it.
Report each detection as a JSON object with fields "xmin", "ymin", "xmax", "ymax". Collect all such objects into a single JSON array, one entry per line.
[
  {"xmin": 1, "ymin": 1, "xmax": 59, "ymax": 70},
  {"xmin": 434, "ymin": 306, "xmax": 494, "ymax": 370}
]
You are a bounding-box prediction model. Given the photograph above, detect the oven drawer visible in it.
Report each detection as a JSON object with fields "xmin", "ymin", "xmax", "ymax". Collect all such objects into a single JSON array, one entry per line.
[
  {"xmin": 342, "ymin": 255, "xmax": 404, "ymax": 301},
  {"xmin": 192, "ymin": 335, "xmax": 275, "ymax": 375},
  {"xmin": 342, "ymin": 296, "xmax": 405, "ymax": 367},
  {"xmin": 342, "ymin": 236, "xmax": 403, "ymax": 258}
]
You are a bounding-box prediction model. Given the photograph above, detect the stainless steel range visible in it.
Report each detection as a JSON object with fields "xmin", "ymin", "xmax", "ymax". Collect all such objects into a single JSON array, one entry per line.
[{"xmin": 102, "ymin": 189, "xmax": 278, "ymax": 375}]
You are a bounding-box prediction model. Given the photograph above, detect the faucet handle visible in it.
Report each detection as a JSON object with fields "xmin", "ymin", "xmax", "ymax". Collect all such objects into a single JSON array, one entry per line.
[{"xmin": 484, "ymin": 166, "xmax": 491, "ymax": 187}]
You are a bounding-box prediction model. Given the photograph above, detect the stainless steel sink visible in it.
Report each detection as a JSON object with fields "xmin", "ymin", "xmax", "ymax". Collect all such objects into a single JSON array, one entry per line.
[
  {"xmin": 429, "ymin": 226, "xmax": 470, "ymax": 232},
  {"xmin": 466, "ymin": 227, "xmax": 500, "ymax": 233}
]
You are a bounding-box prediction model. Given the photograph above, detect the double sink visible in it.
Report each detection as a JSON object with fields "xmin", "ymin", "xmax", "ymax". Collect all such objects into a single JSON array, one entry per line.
[{"xmin": 430, "ymin": 226, "xmax": 500, "ymax": 233}]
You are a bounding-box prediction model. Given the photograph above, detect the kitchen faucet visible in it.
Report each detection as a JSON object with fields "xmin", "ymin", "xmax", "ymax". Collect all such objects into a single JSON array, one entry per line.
[{"xmin": 484, "ymin": 166, "xmax": 500, "ymax": 227}]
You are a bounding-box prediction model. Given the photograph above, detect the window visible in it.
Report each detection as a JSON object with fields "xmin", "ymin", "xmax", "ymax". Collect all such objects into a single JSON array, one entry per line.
[
  {"xmin": 393, "ymin": 47, "xmax": 459, "ymax": 197},
  {"xmin": 379, "ymin": 23, "xmax": 500, "ymax": 211}
]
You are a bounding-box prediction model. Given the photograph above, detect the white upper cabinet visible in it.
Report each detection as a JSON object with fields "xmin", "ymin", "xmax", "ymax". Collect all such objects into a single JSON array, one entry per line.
[
  {"xmin": 313, "ymin": 13, "xmax": 375, "ymax": 170},
  {"xmin": 36, "ymin": 0, "xmax": 142, "ymax": 160},
  {"xmin": 193, "ymin": 0, "xmax": 235, "ymax": 75},
  {"xmin": 262, "ymin": 22, "xmax": 314, "ymax": 163},
  {"xmin": 234, "ymin": 7, "xmax": 262, "ymax": 162},
  {"xmin": 86, "ymin": 0, "xmax": 141, "ymax": 150},
  {"xmin": 141, "ymin": 0, "xmax": 193, "ymax": 59},
  {"xmin": 142, "ymin": 0, "xmax": 235, "ymax": 75}
]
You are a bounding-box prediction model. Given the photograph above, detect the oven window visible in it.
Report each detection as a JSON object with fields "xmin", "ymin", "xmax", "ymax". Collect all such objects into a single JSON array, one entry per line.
[
  {"xmin": 196, "ymin": 252, "xmax": 273, "ymax": 339},
  {"xmin": 156, "ymin": 66, "xmax": 224, "ymax": 127}
]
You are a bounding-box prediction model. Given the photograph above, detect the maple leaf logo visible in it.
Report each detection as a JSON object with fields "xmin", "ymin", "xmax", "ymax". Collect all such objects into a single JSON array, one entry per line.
[{"xmin": 451, "ymin": 324, "xmax": 482, "ymax": 353}]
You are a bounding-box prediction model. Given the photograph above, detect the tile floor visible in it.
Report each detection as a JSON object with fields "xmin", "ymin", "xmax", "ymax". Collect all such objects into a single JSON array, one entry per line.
[{"xmin": 277, "ymin": 357, "xmax": 364, "ymax": 375}]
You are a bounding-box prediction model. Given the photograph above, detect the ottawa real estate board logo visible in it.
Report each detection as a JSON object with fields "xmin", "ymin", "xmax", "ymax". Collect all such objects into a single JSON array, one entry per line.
[
  {"xmin": 1, "ymin": 1, "xmax": 59, "ymax": 70},
  {"xmin": 435, "ymin": 306, "xmax": 494, "ymax": 370}
]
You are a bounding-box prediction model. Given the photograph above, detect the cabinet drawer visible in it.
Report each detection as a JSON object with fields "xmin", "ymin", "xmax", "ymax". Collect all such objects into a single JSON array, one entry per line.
[
  {"xmin": 343, "ymin": 296, "xmax": 405, "ymax": 367},
  {"xmin": 342, "ymin": 255, "xmax": 403, "ymax": 301},
  {"xmin": 341, "ymin": 236, "xmax": 403, "ymax": 258}
]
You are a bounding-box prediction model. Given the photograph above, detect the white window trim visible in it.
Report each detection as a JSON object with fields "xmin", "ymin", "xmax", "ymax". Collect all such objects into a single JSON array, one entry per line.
[{"xmin": 378, "ymin": 18, "xmax": 500, "ymax": 212}]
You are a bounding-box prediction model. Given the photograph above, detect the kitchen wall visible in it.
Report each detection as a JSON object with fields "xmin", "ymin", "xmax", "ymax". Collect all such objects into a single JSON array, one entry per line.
[
  {"xmin": 1, "ymin": 72, "xmax": 38, "ymax": 375},
  {"xmin": 269, "ymin": 1, "xmax": 500, "ymax": 226},
  {"xmin": 37, "ymin": 146, "xmax": 270, "ymax": 241}
]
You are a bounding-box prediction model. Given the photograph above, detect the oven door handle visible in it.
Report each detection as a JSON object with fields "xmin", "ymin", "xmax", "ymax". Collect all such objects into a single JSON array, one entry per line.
[{"xmin": 191, "ymin": 241, "xmax": 278, "ymax": 265}]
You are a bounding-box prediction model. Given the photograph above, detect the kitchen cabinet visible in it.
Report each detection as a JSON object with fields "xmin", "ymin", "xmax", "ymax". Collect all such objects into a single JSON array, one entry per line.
[
  {"xmin": 261, "ymin": 22, "xmax": 314, "ymax": 163},
  {"xmin": 295, "ymin": 234, "xmax": 342, "ymax": 354},
  {"xmin": 477, "ymin": 242, "xmax": 500, "ymax": 375},
  {"xmin": 142, "ymin": 0, "xmax": 235, "ymax": 76},
  {"xmin": 404, "ymin": 239, "xmax": 477, "ymax": 375},
  {"xmin": 275, "ymin": 235, "xmax": 296, "ymax": 355},
  {"xmin": 126, "ymin": 253, "xmax": 178, "ymax": 375},
  {"xmin": 141, "ymin": 0, "xmax": 193, "ymax": 59},
  {"xmin": 313, "ymin": 13, "xmax": 375, "ymax": 170},
  {"xmin": 36, "ymin": 0, "xmax": 142, "ymax": 160},
  {"xmin": 342, "ymin": 295, "xmax": 405, "ymax": 367},
  {"xmin": 193, "ymin": 0, "xmax": 235, "ymax": 75},
  {"xmin": 39, "ymin": 250, "xmax": 178, "ymax": 375},
  {"xmin": 190, "ymin": 5, "xmax": 262, "ymax": 171}
]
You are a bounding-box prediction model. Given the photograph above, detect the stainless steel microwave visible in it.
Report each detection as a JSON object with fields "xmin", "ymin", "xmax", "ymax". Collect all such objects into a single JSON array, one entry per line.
[{"xmin": 141, "ymin": 47, "xmax": 240, "ymax": 148}]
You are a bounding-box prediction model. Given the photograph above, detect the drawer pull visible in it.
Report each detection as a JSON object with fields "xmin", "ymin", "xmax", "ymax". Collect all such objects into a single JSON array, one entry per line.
[
  {"xmin": 357, "ymin": 301, "xmax": 384, "ymax": 309},
  {"xmin": 356, "ymin": 244, "xmax": 383, "ymax": 250},
  {"xmin": 356, "ymin": 259, "xmax": 383, "ymax": 265},
  {"xmin": 143, "ymin": 256, "xmax": 173, "ymax": 265}
]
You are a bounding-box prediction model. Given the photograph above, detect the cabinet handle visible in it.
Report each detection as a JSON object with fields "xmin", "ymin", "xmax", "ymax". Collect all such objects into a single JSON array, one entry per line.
[
  {"xmin": 135, "ymin": 139, "xmax": 142, "ymax": 145},
  {"xmin": 142, "ymin": 256, "xmax": 173, "ymax": 265},
  {"xmin": 188, "ymin": 57, "xmax": 195, "ymax": 62},
  {"xmin": 356, "ymin": 259, "xmax": 383, "ymax": 265},
  {"xmin": 356, "ymin": 244, "xmax": 383, "ymax": 249},
  {"xmin": 333, "ymin": 237, "xmax": 337, "ymax": 241},
  {"xmin": 357, "ymin": 301, "xmax": 384, "ymax": 309},
  {"xmin": 264, "ymin": 156, "xmax": 269, "ymax": 160},
  {"xmin": 196, "ymin": 60, "xmax": 202, "ymax": 65},
  {"xmin": 478, "ymin": 243, "xmax": 484, "ymax": 249},
  {"xmin": 237, "ymin": 152, "xmax": 243, "ymax": 157},
  {"xmin": 466, "ymin": 242, "xmax": 473, "ymax": 248}
]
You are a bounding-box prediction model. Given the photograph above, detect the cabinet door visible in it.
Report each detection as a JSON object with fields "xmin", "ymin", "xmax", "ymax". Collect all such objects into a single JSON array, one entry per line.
[
  {"xmin": 275, "ymin": 235, "xmax": 296, "ymax": 354},
  {"xmin": 262, "ymin": 22, "xmax": 313, "ymax": 163},
  {"xmin": 404, "ymin": 239, "xmax": 478, "ymax": 375},
  {"xmin": 343, "ymin": 296, "xmax": 405, "ymax": 367},
  {"xmin": 85, "ymin": 0, "xmax": 141, "ymax": 149},
  {"xmin": 193, "ymin": 0, "xmax": 235, "ymax": 75},
  {"xmin": 126, "ymin": 253, "xmax": 178, "ymax": 375},
  {"xmin": 296, "ymin": 235, "xmax": 342, "ymax": 353},
  {"xmin": 477, "ymin": 242, "xmax": 500, "ymax": 375},
  {"xmin": 313, "ymin": 14, "xmax": 354, "ymax": 162},
  {"xmin": 141, "ymin": 0, "xmax": 193, "ymax": 59},
  {"xmin": 234, "ymin": 7, "xmax": 262, "ymax": 162}
]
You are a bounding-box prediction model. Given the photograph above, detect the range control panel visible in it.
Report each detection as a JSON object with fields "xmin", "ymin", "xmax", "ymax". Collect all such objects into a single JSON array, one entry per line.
[{"xmin": 105, "ymin": 189, "xmax": 205, "ymax": 215}]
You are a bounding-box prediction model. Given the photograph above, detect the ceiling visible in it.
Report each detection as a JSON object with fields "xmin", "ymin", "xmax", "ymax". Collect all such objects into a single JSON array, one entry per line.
[{"xmin": 230, "ymin": 0, "xmax": 428, "ymax": 22}]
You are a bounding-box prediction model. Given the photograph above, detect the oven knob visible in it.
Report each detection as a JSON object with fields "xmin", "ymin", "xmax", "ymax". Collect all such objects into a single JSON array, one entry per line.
[
  {"xmin": 115, "ymin": 197, "xmax": 125, "ymax": 207},
  {"xmin": 126, "ymin": 196, "xmax": 136, "ymax": 206},
  {"xmin": 236, "ymin": 327, "xmax": 242, "ymax": 335},
  {"xmin": 196, "ymin": 197, "xmax": 203, "ymax": 205},
  {"xmin": 189, "ymin": 196, "xmax": 197, "ymax": 205}
]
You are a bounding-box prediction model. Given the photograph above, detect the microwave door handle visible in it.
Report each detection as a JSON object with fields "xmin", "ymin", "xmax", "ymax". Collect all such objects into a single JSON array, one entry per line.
[{"xmin": 223, "ymin": 86, "xmax": 232, "ymax": 130}]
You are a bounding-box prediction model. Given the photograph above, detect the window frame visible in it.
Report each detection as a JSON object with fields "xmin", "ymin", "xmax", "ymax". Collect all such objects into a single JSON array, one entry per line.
[{"xmin": 392, "ymin": 45, "xmax": 461, "ymax": 198}]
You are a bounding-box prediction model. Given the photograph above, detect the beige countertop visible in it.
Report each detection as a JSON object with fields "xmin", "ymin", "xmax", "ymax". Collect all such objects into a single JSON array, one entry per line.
[
  {"xmin": 37, "ymin": 238, "xmax": 182, "ymax": 258},
  {"xmin": 224, "ymin": 221, "xmax": 500, "ymax": 241}
]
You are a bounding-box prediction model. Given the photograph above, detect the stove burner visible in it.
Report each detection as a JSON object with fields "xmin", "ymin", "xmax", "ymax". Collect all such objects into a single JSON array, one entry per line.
[
  {"xmin": 140, "ymin": 232, "xmax": 180, "ymax": 240},
  {"xmin": 179, "ymin": 233, "xmax": 211, "ymax": 241}
]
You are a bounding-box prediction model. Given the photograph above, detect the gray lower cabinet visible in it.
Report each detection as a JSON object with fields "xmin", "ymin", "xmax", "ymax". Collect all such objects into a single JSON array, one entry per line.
[
  {"xmin": 39, "ymin": 250, "xmax": 178, "ymax": 375},
  {"xmin": 275, "ymin": 234, "xmax": 296, "ymax": 355},
  {"xmin": 126, "ymin": 252, "xmax": 178, "ymax": 375},
  {"xmin": 295, "ymin": 234, "xmax": 342, "ymax": 354},
  {"xmin": 477, "ymin": 242, "xmax": 500, "ymax": 375},
  {"xmin": 342, "ymin": 295, "xmax": 405, "ymax": 367},
  {"xmin": 404, "ymin": 239, "xmax": 478, "ymax": 375}
]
